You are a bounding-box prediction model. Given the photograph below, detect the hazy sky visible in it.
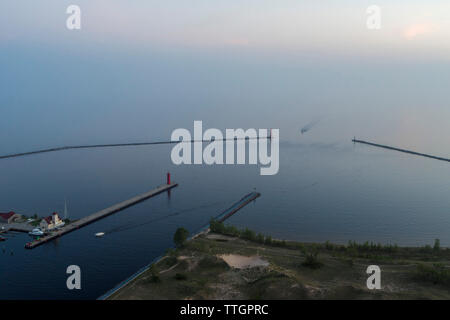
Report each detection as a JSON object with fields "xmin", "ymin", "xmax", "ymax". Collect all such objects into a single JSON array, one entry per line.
[{"xmin": 1, "ymin": 1, "xmax": 450, "ymax": 155}]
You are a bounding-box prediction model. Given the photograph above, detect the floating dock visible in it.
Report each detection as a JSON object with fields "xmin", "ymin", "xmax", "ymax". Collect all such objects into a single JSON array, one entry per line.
[
  {"xmin": 25, "ymin": 182, "xmax": 178, "ymax": 249},
  {"xmin": 352, "ymin": 138, "xmax": 450, "ymax": 163}
]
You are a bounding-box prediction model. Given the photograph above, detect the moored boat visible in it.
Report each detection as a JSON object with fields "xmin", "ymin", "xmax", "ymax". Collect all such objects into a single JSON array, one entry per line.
[{"xmin": 29, "ymin": 228, "xmax": 44, "ymax": 237}]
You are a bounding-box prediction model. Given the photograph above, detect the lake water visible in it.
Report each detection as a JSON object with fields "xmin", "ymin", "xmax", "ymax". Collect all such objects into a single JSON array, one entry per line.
[{"xmin": 1, "ymin": 141, "xmax": 449, "ymax": 299}]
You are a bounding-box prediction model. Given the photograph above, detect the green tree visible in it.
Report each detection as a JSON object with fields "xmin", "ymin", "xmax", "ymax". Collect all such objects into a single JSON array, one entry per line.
[
  {"xmin": 173, "ymin": 227, "xmax": 189, "ymax": 247},
  {"xmin": 148, "ymin": 265, "xmax": 160, "ymax": 283},
  {"xmin": 242, "ymin": 228, "xmax": 256, "ymax": 241},
  {"xmin": 301, "ymin": 245, "xmax": 323, "ymax": 269},
  {"xmin": 434, "ymin": 239, "xmax": 441, "ymax": 251}
]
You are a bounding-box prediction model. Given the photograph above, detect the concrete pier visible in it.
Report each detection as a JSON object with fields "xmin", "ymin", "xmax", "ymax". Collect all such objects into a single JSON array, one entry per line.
[
  {"xmin": 25, "ymin": 183, "xmax": 178, "ymax": 249},
  {"xmin": 353, "ymin": 138, "xmax": 450, "ymax": 163}
]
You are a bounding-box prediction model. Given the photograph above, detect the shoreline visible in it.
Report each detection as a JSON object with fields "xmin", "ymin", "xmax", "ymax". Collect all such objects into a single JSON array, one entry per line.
[
  {"xmin": 104, "ymin": 225, "xmax": 450, "ymax": 300},
  {"xmin": 98, "ymin": 228, "xmax": 211, "ymax": 300}
]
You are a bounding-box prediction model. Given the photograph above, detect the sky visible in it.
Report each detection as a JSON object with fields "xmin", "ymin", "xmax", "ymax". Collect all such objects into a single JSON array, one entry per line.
[{"xmin": 1, "ymin": 1, "xmax": 450, "ymax": 155}]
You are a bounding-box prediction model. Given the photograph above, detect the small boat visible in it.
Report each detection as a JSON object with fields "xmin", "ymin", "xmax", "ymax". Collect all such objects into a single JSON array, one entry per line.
[
  {"xmin": 95, "ymin": 232, "xmax": 105, "ymax": 237},
  {"xmin": 29, "ymin": 228, "xmax": 44, "ymax": 237}
]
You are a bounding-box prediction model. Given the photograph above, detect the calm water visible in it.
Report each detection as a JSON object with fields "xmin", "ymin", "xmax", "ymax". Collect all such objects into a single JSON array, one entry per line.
[{"xmin": 1, "ymin": 141, "xmax": 449, "ymax": 299}]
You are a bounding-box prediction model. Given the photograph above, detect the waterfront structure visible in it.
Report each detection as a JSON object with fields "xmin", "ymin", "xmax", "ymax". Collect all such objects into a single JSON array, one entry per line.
[
  {"xmin": 40, "ymin": 212, "xmax": 65, "ymax": 231},
  {"xmin": 0, "ymin": 212, "xmax": 22, "ymax": 224},
  {"xmin": 26, "ymin": 181, "xmax": 178, "ymax": 249}
]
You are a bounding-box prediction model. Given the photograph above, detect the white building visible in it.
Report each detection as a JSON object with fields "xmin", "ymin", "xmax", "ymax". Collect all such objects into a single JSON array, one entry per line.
[{"xmin": 40, "ymin": 212, "xmax": 65, "ymax": 231}]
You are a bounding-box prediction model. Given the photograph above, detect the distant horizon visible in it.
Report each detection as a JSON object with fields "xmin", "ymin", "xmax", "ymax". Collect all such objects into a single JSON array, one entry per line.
[{"xmin": 2, "ymin": 1, "xmax": 450, "ymax": 156}]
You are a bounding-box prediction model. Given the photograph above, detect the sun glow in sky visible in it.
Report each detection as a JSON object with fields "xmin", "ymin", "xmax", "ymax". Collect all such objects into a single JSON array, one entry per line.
[{"xmin": 2, "ymin": 1, "xmax": 450, "ymax": 56}]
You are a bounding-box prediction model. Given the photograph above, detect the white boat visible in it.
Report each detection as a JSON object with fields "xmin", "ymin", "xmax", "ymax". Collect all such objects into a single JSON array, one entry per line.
[
  {"xmin": 55, "ymin": 221, "xmax": 65, "ymax": 229},
  {"xmin": 29, "ymin": 228, "xmax": 44, "ymax": 236},
  {"xmin": 95, "ymin": 232, "xmax": 105, "ymax": 237}
]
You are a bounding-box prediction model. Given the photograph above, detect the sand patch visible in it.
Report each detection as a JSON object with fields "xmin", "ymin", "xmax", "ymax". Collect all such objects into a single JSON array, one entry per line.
[{"xmin": 218, "ymin": 254, "xmax": 269, "ymax": 269}]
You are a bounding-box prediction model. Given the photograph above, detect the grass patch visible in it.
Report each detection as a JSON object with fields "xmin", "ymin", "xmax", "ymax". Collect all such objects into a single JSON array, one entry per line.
[
  {"xmin": 301, "ymin": 247, "xmax": 323, "ymax": 270},
  {"xmin": 158, "ymin": 256, "xmax": 178, "ymax": 270},
  {"xmin": 174, "ymin": 273, "xmax": 188, "ymax": 281},
  {"xmin": 415, "ymin": 263, "xmax": 450, "ymax": 286}
]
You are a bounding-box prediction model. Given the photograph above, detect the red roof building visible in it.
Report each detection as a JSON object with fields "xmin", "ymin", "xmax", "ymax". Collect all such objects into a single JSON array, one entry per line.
[
  {"xmin": 0, "ymin": 212, "xmax": 22, "ymax": 224},
  {"xmin": 40, "ymin": 212, "xmax": 64, "ymax": 231},
  {"xmin": 43, "ymin": 216, "xmax": 53, "ymax": 224}
]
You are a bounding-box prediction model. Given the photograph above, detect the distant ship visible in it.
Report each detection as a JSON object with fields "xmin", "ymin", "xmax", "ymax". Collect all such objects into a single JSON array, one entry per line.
[{"xmin": 0, "ymin": 236, "xmax": 6, "ymax": 242}]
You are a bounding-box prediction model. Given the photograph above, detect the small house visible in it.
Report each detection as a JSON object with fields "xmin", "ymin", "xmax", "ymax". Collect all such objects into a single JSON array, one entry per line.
[
  {"xmin": 40, "ymin": 212, "xmax": 65, "ymax": 231},
  {"xmin": 0, "ymin": 212, "xmax": 22, "ymax": 224}
]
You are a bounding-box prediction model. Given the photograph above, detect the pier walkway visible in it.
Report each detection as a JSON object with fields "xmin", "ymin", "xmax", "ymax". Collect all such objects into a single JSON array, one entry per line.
[{"xmin": 25, "ymin": 183, "xmax": 178, "ymax": 249}]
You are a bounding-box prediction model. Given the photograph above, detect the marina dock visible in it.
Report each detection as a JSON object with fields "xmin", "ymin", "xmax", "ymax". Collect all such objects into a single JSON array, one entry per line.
[
  {"xmin": 352, "ymin": 138, "xmax": 450, "ymax": 163},
  {"xmin": 25, "ymin": 182, "xmax": 178, "ymax": 249}
]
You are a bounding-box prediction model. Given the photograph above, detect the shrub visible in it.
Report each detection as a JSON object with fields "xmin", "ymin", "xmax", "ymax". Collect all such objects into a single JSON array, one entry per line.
[
  {"xmin": 272, "ymin": 239, "xmax": 287, "ymax": 247},
  {"xmin": 256, "ymin": 233, "xmax": 265, "ymax": 244},
  {"xmin": 210, "ymin": 219, "xmax": 225, "ymax": 233},
  {"xmin": 434, "ymin": 239, "xmax": 441, "ymax": 252},
  {"xmin": 164, "ymin": 256, "xmax": 178, "ymax": 268},
  {"xmin": 416, "ymin": 263, "xmax": 450, "ymax": 286},
  {"xmin": 301, "ymin": 247, "xmax": 323, "ymax": 269},
  {"xmin": 166, "ymin": 248, "xmax": 177, "ymax": 256},
  {"xmin": 174, "ymin": 273, "xmax": 188, "ymax": 281},
  {"xmin": 198, "ymin": 255, "xmax": 228, "ymax": 269},
  {"xmin": 325, "ymin": 241, "xmax": 334, "ymax": 251},
  {"xmin": 147, "ymin": 265, "xmax": 160, "ymax": 283},
  {"xmin": 242, "ymin": 228, "xmax": 256, "ymax": 241},
  {"xmin": 174, "ymin": 227, "xmax": 189, "ymax": 247},
  {"xmin": 264, "ymin": 236, "xmax": 273, "ymax": 246}
]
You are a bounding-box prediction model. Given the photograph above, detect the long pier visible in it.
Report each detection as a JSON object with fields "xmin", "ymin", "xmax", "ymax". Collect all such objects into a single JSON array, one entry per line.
[
  {"xmin": 0, "ymin": 137, "xmax": 270, "ymax": 160},
  {"xmin": 25, "ymin": 183, "xmax": 178, "ymax": 249},
  {"xmin": 352, "ymin": 139, "xmax": 450, "ymax": 163}
]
